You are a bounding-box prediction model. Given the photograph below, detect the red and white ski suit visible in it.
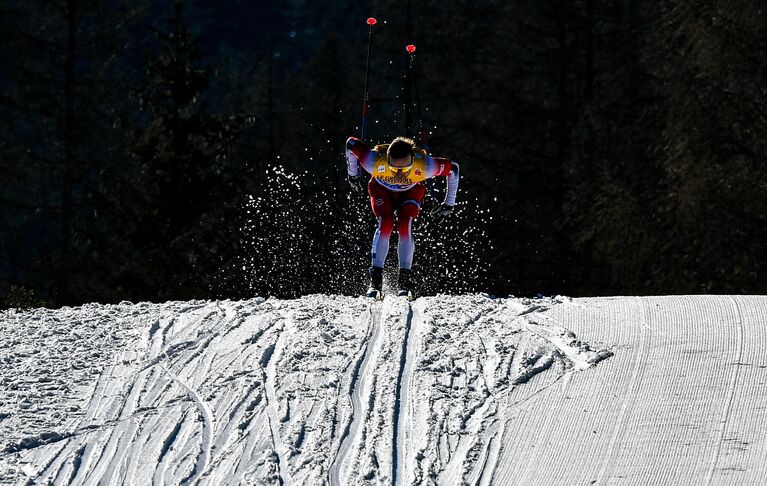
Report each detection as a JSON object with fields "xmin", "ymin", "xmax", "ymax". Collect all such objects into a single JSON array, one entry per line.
[{"xmin": 345, "ymin": 136, "xmax": 460, "ymax": 269}]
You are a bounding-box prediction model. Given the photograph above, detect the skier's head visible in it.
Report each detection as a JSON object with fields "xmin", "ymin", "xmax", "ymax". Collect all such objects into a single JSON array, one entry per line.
[{"xmin": 388, "ymin": 137, "xmax": 415, "ymax": 170}]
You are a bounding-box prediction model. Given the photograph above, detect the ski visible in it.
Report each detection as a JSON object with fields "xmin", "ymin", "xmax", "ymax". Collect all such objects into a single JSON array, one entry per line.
[
  {"xmin": 366, "ymin": 288, "xmax": 383, "ymax": 301},
  {"xmin": 397, "ymin": 289, "xmax": 415, "ymax": 302}
]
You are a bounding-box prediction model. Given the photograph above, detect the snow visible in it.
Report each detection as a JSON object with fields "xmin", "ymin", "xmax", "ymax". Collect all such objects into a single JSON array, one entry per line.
[{"xmin": 0, "ymin": 295, "xmax": 765, "ymax": 485}]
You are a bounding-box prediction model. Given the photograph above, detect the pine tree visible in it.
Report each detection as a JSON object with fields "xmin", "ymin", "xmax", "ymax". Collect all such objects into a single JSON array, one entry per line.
[
  {"xmin": 97, "ymin": 0, "xmax": 245, "ymax": 301},
  {"xmin": 0, "ymin": 0, "xmax": 145, "ymax": 305},
  {"xmin": 647, "ymin": 0, "xmax": 767, "ymax": 292}
]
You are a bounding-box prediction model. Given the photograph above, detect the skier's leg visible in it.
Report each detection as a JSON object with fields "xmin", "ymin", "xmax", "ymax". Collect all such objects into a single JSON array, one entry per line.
[
  {"xmin": 369, "ymin": 180, "xmax": 394, "ymax": 269},
  {"xmin": 396, "ymin": 184, "xmax": 427, "ymax": 270},
  {"xmin": 396, "ymin": 207, "xmax": 417, "ymax": 269},
  {"xmin": 372, "ymin": 215, "xmax": 394, "ymax": 268}
]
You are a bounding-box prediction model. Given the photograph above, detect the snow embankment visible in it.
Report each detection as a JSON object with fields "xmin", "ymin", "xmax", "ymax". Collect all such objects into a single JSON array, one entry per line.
[{"xmin": 0, "ymin": 295, "xmax": 764, "ymax": 485}]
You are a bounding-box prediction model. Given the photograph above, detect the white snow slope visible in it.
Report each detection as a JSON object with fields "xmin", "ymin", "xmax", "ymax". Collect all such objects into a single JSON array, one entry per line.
[{"xmin": 0, "ymin": 294, "xmax": 765, "ymax": 485}]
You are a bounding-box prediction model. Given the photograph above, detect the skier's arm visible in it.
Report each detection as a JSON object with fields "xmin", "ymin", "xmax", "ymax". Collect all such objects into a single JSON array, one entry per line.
[
  {"xmin": 345, "ymin": 137, "xmax": 375, "ymax": 175},
  {"xmin": 426, "ymin": 156, "xmax": 460, "ymax": 206}
]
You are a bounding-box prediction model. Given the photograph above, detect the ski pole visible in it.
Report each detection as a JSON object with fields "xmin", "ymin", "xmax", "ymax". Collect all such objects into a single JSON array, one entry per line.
[
  {"xmin": 361, "ymin": 17, "xmax": 377, "ymax": 142},
  {"xmin": 407, "ymin": 44, "xmax": 440, "ymax": 206},
  {"xmin": 406, "ymin": 44, "xmax": 428, "ymax": 150}
]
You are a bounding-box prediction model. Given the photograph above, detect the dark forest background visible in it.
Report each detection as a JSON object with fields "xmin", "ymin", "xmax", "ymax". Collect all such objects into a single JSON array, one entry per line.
[{"xmin": 1, "ymin": 0, "xmax": 766, "ymax": 308}]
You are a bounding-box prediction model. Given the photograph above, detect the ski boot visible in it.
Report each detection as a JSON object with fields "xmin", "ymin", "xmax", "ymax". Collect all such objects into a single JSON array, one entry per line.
[
  {"xmin": 397, "ymin": 268, "xmax": 416, "ymax": 301},
  {"xmin": 366, "ymin": 266, "xmax": 384, "ymax": 301}
]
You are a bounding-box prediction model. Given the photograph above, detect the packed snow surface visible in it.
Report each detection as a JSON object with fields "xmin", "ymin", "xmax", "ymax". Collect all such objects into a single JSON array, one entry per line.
[{"xmin": 0, "ymin": 294, "xmax": 765, "ymax": 485}]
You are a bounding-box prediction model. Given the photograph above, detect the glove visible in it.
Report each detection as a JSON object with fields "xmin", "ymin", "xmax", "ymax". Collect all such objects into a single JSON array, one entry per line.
[
  {"xmin": 430, "ymin": 203, "xmax": 454, "ymax": 220},
  {"xmin": 348, "ymin": 175, "xmax": 366, "ymax": 193}
]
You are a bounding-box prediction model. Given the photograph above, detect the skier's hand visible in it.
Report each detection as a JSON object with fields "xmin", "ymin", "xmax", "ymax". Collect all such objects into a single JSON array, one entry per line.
[
  {"xmin": 430, "ymin": 203, "xmax": 454, "ymax": 220},
  {"xmin": 348, "ymin": 175, "xmax": 366, "ymax": 193}
]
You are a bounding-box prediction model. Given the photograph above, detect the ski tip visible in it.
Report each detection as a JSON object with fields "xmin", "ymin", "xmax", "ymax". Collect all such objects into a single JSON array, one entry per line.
[
  {"xmin": 397, "ymin": 290, "xmax": 416, "ymax": 302},
  {"xmin": 406, "ymin": 44, "xmax": 416, "ymax": 53},
  {"xmin": 365, "ymin": 289, "xmax": 383, "ymax": 301},
  {"xmin": 367, "ymin": 17, "xmax": 377, "ymax": 26}
]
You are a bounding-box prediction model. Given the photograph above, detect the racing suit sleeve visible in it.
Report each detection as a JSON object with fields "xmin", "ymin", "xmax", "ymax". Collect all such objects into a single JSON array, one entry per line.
[
  {"xmin": 345, "ymin": 137, "xmax": 376, "ymax": 176},
  {"xmin": 426, "ymin": 156, "xmax": 460, "ymax": 206}
]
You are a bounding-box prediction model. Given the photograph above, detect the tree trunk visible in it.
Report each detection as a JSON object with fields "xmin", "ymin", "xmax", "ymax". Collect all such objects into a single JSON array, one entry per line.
[
  {"xmin": 557, "ymin": 0, "xmax": 571, "ymax": 293},
  {"xmin": 60, "ymin": 0, "xmax": 77, "ymax": 305},
  {"xmin": 585, "ymin": 0, "xmax": 594, "ymax": 100}
]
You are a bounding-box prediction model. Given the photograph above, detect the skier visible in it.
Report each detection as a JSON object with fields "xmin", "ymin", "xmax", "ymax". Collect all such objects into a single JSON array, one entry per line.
[{"xmin": 345, "ymin": 135, "xmax": 460, "ymax": 300}]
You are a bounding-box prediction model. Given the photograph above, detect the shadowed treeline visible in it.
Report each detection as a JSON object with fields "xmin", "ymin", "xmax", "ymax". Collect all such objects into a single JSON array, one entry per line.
[{"xmin": 1, "ymin": 0, "xmax": 765, "ymax": 307}]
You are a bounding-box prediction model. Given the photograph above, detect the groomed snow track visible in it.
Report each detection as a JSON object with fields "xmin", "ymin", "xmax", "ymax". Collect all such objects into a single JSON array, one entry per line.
[{"xmin": 2, "ymin": 295, "xmax": 767, "ymax": 485}]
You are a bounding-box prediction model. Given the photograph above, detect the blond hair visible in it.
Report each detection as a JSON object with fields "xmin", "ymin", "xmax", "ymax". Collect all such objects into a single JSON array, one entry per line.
[{"xmin": 387, "ymin": 136, "xmax": 416, "ymax": 160}]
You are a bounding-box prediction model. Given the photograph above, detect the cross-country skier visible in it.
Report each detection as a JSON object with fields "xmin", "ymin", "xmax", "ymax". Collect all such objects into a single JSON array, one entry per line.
[{"xmin": 345, "ymin": 135, "xmax": 460, "ymax": 300}]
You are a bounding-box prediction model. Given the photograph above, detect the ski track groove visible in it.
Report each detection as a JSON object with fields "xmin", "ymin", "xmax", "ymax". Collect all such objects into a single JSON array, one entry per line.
[
  {"xmin": 264, "ymin": 325, "xmax": 292, "ymax": 486},
  {"xmin": 153, "ymin": 411, "xmax": 186, "ymax": 486},
  {"xmin": 475, "ymin": 420, "xmax": 505, "ymax": 486},
  {"xmin": 329, "ymin": 302, "xmax": 382, "ymax": 486},
  {"xmin": 158, "ymin": 363, "xmax": 213, "ymax": 486},
  {"xmin": 139, "ymin": 305, "xmax": 226, "ymax": 485},
  {"xmin": 219, "ymin": 312, "xmax": 282, "ymax": 486},
  {"xmin": 470, "ymin": 367, "xmax": 565, "ymax": 486},
  {"xmin": 593, "ymin": 297, "xmax": 649, "ymax": 485},
  {"xmin": 225, "ymin": 353, "xmax": 271, "ymax": 485},
  {"xmin": 203, "ymin": 369, "xmax": 261, "ymax": 475},
  {"xmin": 704, "ymin": 295, "xmax": 744, "ymax": 486},
  {"xmin": 101, "ymin": 360, "xmax": 153, "ymax": 484},
  {"xmin": 74, "ymin": 348, "xmax": 142, "ymax": 486},
  {"xmin": 229, "ymin": 409, "xmax": 270, "ymax": 485},
  {"xmin": 66, "ymin": 445, "xmax": 85, "ymax": 485},
  {"xmin": 393, "ymin": 301, "xmax": 415, "ymax": 486},
  {"xmin": 187, "ymin": 303, "xmax": 254, "ymax": 483}
]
